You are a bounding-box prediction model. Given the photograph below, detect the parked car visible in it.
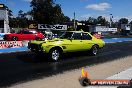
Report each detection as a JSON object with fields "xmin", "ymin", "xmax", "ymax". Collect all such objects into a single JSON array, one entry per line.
[
  {"xmin": 28, "ymin": 31, "xmax": 105, "ymax": 61},
  {"xmin": 4, "ymin": 30, "xmax": 44, "ymax": 41}
]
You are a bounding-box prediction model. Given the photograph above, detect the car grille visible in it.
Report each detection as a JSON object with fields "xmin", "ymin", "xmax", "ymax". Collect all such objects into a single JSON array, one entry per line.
[{"xmin": 29, "ymin": 44, "xmax": 42, "ymax": 51}]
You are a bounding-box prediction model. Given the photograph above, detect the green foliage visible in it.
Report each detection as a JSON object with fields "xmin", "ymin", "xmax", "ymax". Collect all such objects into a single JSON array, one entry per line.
[
  {"xmin": 119, "ymin": 18, "xmax": 128, "ymax": 24},
  {"xmin": 96, "ymin": 16, "xmax": 108, "ymax": 26},
  {"xmin": 86, "ymin": 16, "xmax": 108, "ymax": 26},
  {"xmin": 9, "ymin": 10, "xmax": 28, "ymax": 28},
  {"xmin": 86, "ymin": 17, "xmax": 97, "ymax": 25},
  {"xmin": 117, "ymin": 18, "xmax": 129, "ymax": 29},
  {"xmin": 30, "ymin": 0, "xmax": 70, "ymax": 24}
]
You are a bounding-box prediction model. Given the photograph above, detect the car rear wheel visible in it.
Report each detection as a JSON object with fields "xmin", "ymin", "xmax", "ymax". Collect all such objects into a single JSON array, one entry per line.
[
  {"xmin": 12, "ymin": 36, "xmax": 18, "ymax": 41},
  {"xmin": 90, "ymin": 45, "xmax": 98, "ymax": 56},
  {"xmin": 49, "ymin": 48, "xmax": 61, "ymax": 61}
]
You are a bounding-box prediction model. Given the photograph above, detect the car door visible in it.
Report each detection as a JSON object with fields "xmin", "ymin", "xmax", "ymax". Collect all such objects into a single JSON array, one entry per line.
[
  {"xmin": 60, "ymin": 32, "xmax": 75, "ymax": 52},
  {"xmin": 22, "ymin": 31, "xmax": 35, "ymax": 40},
  {"xmin": 16, "ymin": 31, "xmax": 24, "ymax": 40},
  {"xmin": 61, "ymin": 32, "xmax": 83, "ymax": 52},
  {"xmin": 28, "ymin": 31, "xmax": 36, "ymax": 40},
  {"xmin": 69, "ymin": 32, "xmax": 84, "ymax": 52},
  {"xmin": 81, "ymin": 33, "xmax": 93, "ymax": 51}
]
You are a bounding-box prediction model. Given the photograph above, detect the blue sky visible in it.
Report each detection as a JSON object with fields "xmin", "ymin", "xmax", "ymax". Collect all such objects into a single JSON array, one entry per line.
[{"xmin": 1, "ymin": 0, "xmax": 132, "ymax": 22}]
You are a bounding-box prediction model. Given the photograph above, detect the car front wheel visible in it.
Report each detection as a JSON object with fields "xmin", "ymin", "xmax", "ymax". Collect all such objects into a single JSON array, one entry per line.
[
  {"xmin": 90, "ymin": 45, "xmax": 98, "ymax": 56},
  {"xmin": 49, "ymin": 48, "xmax": 61, "ymax": 61}
]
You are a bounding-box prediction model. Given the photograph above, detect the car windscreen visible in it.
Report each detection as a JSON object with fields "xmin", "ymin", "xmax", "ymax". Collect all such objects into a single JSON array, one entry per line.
[
  {"xmin": 59, "ymin": 32, "xmax": 73, "ymax": 39},
  {"xmin": 16, "ymin": 31, "xmax": 21, "ymax": 34}
]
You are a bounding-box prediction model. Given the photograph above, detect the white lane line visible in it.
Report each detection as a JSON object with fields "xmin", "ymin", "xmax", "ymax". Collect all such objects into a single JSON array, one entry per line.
[
  {"xmin": 107, "ymin": 67, "xmax": 132, "ymax": 80},
  {"xmin": 86, "ymin": 67, "xmax": 132, "ymax": 88}
]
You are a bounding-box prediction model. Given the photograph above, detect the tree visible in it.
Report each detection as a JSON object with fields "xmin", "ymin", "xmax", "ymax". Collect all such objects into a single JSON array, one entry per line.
[
  {"xmin": 16, "ymin": 10, "xmax": 28, "ymax": 28},
  {"xmin": 129, "ymin": 21, "xmax": 132, "ymax": 25},
  {"xmin": 30, "ymin": 0, "xmax": 70, "ymax": 24},
  {"xmin": 117, "ymin": 18, "xmax": 128, "ymax": 29},
  {"xmin": 119, "ymin": 18, "xmax": 128, "ymax": 24},
  {"xmin": 111, "ymin": 22, "xmax": 118, "ymax": 28},
  {"xmin": 9, "ymin": 18, "xmax": 18, "ymax": 28},
  {"xmin": 96, "ymin": 16, "xmax": 108, "ymax": 26},
  {"xmin": 63, "ymin": 16, "xmax": 70, "ymax": 23},
  {"xmin": 18, "ymin": 10, "xmax": 23, "ymax": 18},
  {"xmin": 86, "ymin": 17, "xmax": 97, "ymax": 25}
]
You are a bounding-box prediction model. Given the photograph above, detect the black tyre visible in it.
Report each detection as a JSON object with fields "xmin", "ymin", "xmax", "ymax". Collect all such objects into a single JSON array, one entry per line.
[
  {"xmin": 90, "ymin": 45, "xmax": 98, "ymax": 56},
  {"xmin": 12, "ymin": 36, "xmax": 18, "ymax": 41},
  {"xmin": 49, "ymin": 48, "xmax": 61, "ymax": 61},
  {"xmin": 79, "ymin": 77, "xmax": 90, "ymax": 86}
]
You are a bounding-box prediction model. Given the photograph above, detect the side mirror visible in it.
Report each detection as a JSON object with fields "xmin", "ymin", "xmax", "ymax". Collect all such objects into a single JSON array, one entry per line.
[
  {"xmin": 68, "ymin": 37, "xmax": 73, "ymax": 42},
  {"xmin": 68, "ymin": 37, "xmax": 72, "ymax": 40}
]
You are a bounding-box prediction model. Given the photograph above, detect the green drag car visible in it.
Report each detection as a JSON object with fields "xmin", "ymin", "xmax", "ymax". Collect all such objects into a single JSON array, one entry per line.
[{"xmin": 28, "ymin": 31, "xmax": 105, "ymax": 61}]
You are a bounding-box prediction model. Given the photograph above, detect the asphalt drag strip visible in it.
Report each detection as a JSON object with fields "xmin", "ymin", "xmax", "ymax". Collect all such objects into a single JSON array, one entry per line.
[
  {"xmin": 9, "ymin": 52, "xmax": 132, "ymax": 88},
  {"xmin": 0, "ymin": 41, "xmax": 132, "ymax": 87}
]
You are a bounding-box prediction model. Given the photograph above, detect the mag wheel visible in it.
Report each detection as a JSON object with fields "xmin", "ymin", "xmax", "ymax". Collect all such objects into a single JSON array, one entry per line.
[
  {"xmin": 12, "ymin": 36, "xmax": 18, "ymax": 41},
  {"xmin": 90, "ymin": 45, "xmax": 98, "ymax": 56},
  {"xmin": 49, "ymin": 48, "xmax": 61, "ymax": 61}
]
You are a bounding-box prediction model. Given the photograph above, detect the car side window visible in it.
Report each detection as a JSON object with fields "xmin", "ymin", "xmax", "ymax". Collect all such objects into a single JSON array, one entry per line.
[
  {"xmin": 82, "ymin": 33, "xmax": 92, "ymax": 40},
  {"xmin": 28, "ymin": 31, "xmax": 34, "ymax": 34},
  {"xmin": 30, "ymin": 31, "xmax": 37, "ymax": 34},
  {"xmin": 72, "ymin": 33, "xmax": 81, "ymax": 40},
  {"xmin": 23, "ymin": 31, "xmax": 33, "ymax": 34}
]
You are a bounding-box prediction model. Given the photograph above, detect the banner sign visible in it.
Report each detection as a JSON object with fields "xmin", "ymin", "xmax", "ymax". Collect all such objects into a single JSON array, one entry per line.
[
  {"xmin": 38, "ymin": 24, "xmax": 67, "ymax": 30},
  {"xmin": 0, "ymin": 4, "xmax": 4, "ymax": 8},
  {"xmin": 96, "ymin": 27, "xmax": 117, "ymax": 32},
  {"xmin": 0, "ymin": 41, "xmax": 23, "ymax": 49},
  {"xmin": 28, "ymin": 24, "xmax": 38, "ymax": 29}
]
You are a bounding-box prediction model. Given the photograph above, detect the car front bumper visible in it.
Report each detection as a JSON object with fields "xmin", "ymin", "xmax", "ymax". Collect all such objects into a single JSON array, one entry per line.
[{"xmin": 28, "ymin": 43, "xmax": 45, "ymax": 53}]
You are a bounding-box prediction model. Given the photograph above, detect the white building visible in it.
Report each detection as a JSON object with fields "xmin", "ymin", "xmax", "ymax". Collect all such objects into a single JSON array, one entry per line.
[
  {"xmin": 89, "ymin": 26, "xmax": 117, "ymax": 32},
  {"xmin": 121, "ymin": 24, "xmax": 131, "ymax": 31},
  {"xmin": 0, "ymin": 4, "xmax": 10, "ymax": 33}
]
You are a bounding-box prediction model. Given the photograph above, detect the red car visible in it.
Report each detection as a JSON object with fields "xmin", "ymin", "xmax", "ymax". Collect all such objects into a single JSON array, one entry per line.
[{"xmin": 4, "ymin": 30, "xmax": 44, "ymax": 41}]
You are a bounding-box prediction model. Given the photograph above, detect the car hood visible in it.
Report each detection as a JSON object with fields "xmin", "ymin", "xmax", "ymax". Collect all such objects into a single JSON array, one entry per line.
[
  {"xmin": 30, "ymin": 38, "xmax": 64, "ymax": 45},
  {"xmin": 5, "ymin": 33, "xmax": 17, "ymax": 36},
  {"xmin": 47, "ymin": 38, "xmax": 64, "ymax": 42},
  {"xmin": 30, "ymin": 41, "xmax": 45, "ymax": 45}
]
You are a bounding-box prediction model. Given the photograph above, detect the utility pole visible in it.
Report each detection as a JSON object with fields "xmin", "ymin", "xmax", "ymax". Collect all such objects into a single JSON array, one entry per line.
[
  {"xmin": 110, "ymin": 14, "xmax": 113, "ymax": 27},
  {"xmin": 74, "ymin": 12, "xmax": 76, "ymax": 30}
]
